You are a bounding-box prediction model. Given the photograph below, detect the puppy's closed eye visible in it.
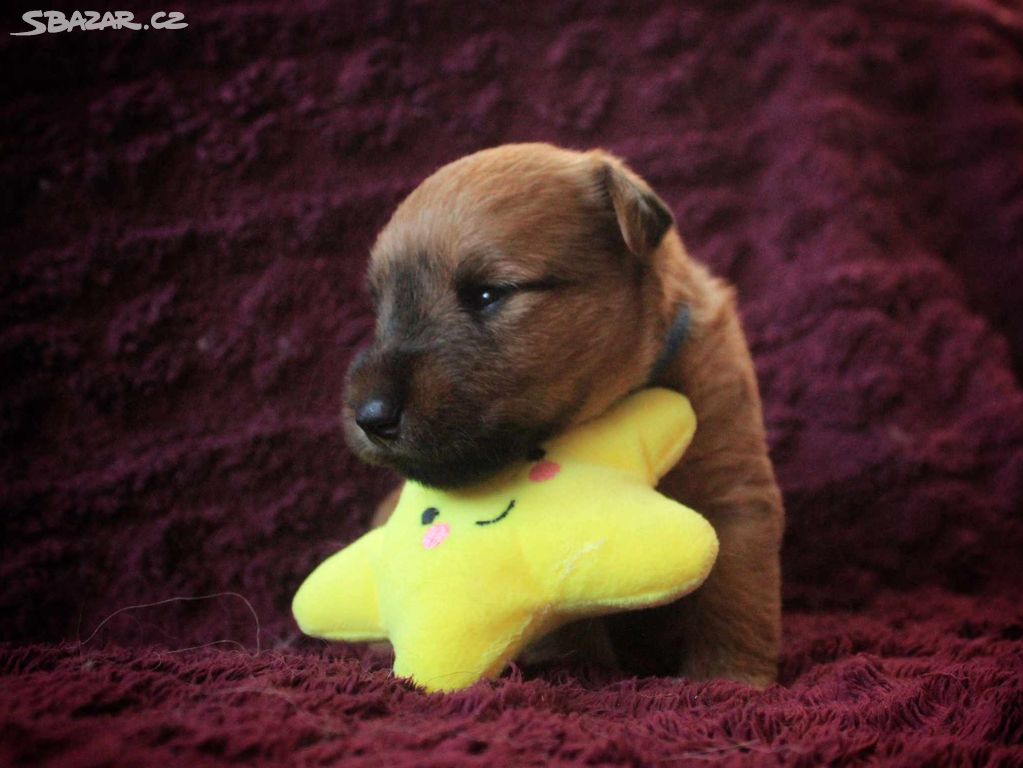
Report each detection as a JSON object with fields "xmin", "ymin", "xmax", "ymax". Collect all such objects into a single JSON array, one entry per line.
[{"xmin": 456, "ymin": 282, "xmax": 516, "ymax": 317}]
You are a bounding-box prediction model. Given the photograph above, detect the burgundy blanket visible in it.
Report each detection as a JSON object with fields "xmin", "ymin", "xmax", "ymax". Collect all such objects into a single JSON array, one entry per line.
[{"xmin": 2, "ymin": 1, "xmax": 1022, "ymax": 765}]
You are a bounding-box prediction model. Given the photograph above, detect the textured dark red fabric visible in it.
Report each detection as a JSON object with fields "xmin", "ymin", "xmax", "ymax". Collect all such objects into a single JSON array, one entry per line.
[{"xmin": 2, "ymin": 0, "xmax": 1023, "ymax": 765}]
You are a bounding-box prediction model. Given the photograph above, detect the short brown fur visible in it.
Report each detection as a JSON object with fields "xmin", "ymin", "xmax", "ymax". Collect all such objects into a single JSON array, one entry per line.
[{"xmin": 345, "ymin": 143, "xmax": 783, "ymax": 686}]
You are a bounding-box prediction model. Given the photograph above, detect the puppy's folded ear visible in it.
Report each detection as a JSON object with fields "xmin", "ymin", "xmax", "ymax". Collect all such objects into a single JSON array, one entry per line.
[{"xmin": 595, "ymin": 153, "xmax": 675, "ymax": 261}]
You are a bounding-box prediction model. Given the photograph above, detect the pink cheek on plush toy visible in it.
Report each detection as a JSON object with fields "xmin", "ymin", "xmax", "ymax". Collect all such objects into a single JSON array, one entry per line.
[
  {"xmin": 529, "ymin": 460, "xmax": 561, "ymax": 483},
  {"xmin": 422, "ymin": 523, "xmax": 450, "ymax": 550}
]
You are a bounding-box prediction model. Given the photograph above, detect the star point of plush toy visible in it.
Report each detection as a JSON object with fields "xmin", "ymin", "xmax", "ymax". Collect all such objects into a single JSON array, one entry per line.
[{"xmin": 293, "ymin": 388, "xmax": 718, "ymax": 692}]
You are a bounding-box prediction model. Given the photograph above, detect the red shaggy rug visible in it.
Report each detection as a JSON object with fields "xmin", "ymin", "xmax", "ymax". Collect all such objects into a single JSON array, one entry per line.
[{"xmin": 2, "ymin": 0, "xmax": 1023, "ymax": 765}]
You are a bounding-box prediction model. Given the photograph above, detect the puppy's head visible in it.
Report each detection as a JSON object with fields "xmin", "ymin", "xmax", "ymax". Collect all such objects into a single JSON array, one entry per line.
[{"xmin": 344, "ymin": 143, "xmax": 677, "ymax": 488}]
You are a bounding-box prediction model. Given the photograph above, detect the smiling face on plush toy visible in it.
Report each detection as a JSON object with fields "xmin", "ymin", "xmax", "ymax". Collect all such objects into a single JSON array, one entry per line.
[
  {"xmin": 415, "ymin": 457, "xmax": 559, "ymax": 551},
  {"xmin": 385, "ymin": 454, "xmax": 569, "ymax": 582}
]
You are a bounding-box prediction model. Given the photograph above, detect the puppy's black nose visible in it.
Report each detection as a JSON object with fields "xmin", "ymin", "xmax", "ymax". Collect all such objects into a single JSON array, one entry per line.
[{"xmin": 355, "ymin": 396, "xmax": 403, "ymax": 440}]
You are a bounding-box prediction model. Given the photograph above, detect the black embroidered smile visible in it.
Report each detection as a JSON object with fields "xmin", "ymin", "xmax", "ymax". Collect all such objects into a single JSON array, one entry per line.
[
  {"xmin": 419, "ymin": 499, "xmax": 516, "ymax": 528},
  {"xmin": 475, "ymin": 499, "xmax": 515, "ymax": 526}
]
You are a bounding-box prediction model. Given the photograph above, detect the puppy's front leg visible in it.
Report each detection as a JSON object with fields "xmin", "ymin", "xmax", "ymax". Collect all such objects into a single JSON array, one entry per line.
[
  {"xmin": 661, "ymin": 481, "xmax": 783, "ymax": 687},
  {"xmin": 608, "ymin": 441, "xmax": 782, "ymax": 687}
]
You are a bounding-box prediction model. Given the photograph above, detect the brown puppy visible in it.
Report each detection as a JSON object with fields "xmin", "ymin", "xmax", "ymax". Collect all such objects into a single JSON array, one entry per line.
[{"xmin": 344, "ymin": 143, "xmax": 784, "ymax": 686}]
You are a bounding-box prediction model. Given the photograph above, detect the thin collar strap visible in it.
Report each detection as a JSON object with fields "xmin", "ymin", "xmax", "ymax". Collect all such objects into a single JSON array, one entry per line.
[{"xmin": 647, "ymin": 303, "xmax": 690, "ymax": 386}]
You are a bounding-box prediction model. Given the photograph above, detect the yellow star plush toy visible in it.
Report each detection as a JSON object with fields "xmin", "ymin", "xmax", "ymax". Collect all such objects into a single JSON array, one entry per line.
[{"xmin": 292, "ymin": 388, "xmax": 718, "ymax": 692}]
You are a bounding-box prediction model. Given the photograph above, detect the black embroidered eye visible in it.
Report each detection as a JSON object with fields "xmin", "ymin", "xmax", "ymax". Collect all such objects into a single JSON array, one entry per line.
[
  {"xmin": 527, "ymin": 446, "xmax": 546, "ymax": 461},
  {"xmin": 457, "ymin": 283, "xmax": 513, "ymax": 315},
  {"xmin": 421, "ymin": 507, "xmax": 439, "ymax": 525}
]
